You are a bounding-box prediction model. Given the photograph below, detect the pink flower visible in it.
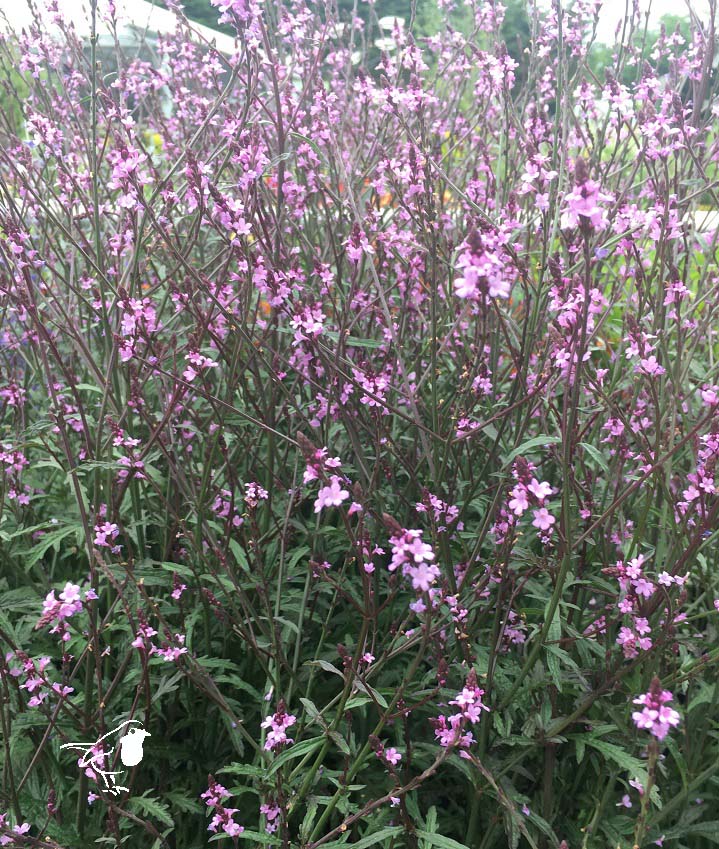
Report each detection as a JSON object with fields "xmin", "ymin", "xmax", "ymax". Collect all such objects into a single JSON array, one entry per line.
[
  {"xmin": 384, "ymin": 747, "xmax": 402, "ymax": 765},
  {"xmin": 562, "ymin": 164, "xmax": 613, "ymax": 230},
  {"xmin": 632, "ymin": 678, "xmax": 681, "ymax": 740},
  {"xmin": 94, "ymin": 521, "xmax": 119, "ymax": 548},
  {"xmin": 639, "ymin": 355, "xmax": 665, "ymax": 376},
  {"xmin": 261, "ymin": 703, "xmax": 297, "ymax": 751},
  {"xmin": 508, "ymin": 485, "xmax": 529, "ymax": 515},
  {"xmin": 388, "ymin": 528, "xmax": 440, "ymax": 594},
  {"xmin": 633, "ymin": 577, "xmax": 655, "ymax": 598},
  {"xmin": 532, "ymin": 508, "xmax": 556, "ymax": 532},
  {"xmin": 527, "ymin": 478, "xmax": 552, "ymax": 501},
  {"xmin": 314, "ymin": 476, "xmax": 350, "ymax": 512}
]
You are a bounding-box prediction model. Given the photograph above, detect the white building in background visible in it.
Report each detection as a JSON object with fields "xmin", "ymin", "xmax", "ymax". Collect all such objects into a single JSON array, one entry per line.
[
  {"xmin": 0, "ymin": 0, "xmax": 236, "ymax": 55},
  {"xmin": 0, "ymin": 0, "xmax": 236, "ymax": 122}
]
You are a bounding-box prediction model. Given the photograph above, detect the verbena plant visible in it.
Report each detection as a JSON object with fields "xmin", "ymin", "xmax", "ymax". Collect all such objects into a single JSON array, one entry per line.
[{"xmin": 1, "ymin": 0, "xmax": 719, "ymax": 847}]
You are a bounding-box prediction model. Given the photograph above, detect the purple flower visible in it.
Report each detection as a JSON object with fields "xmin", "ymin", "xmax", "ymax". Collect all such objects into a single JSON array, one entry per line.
[
  {"xmin": 531, "ymin": 508, "xmax": 556, "ymax": 532},
  {"xmin": 261, "ymin": 703, "xmax": 297, "ymax": 751},
  {"xmin": 314, "ymin": 476, "xmax": 350, "ymax": 512},
  {"xmin": 562, "ymin": 174, "xmax": 613, "ymax": 230},
  {"xmin": 632, "ymin": 678, "xmax": 681, "ymax": 741}
]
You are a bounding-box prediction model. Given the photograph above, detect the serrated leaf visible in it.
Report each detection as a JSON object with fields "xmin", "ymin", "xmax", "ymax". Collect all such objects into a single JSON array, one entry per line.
[
  {"xmin": 164, "ymin": 790, "xmax": 202, "ymax": 814},
  {"xmin": 158, "ymin": 561, "xmax": 196, "ymax": 579},
  {"xmin": 345, "ymin": 695, "xmax": 372, "ymax": 710},
  {"xmin": 219, "ymin": 764, "xmax": 267, "ymax": 778},
  {"xmin": 299, "ymin": 796, "xmax": 319, "ymax": 842},
  {"xmin": 229, "ymin": 539, "xmax": 250, "ymax": 571},
  {"xmin": 584, "ymin": 738, "xmax": 649, "ymax": 785},
  {"xmin": 661, "ymin": 822, "xmax": 719, "ymax": 843},
  {"xmin": 21, "ymin": 524, "xmax": 84, "ymax": 568},
  {"xmin": 546, "ymin": 606, "xmax": 562, "ymax": 692},
  {"xmin": 127, "ymin": 795, "xmax": 174, "ymax": 828}
]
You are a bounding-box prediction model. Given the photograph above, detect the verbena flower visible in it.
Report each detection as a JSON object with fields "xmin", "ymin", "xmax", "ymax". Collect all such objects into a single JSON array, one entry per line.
[{"xmin": 632, "ymin": 678, "xmax": 681, "ymax": 740}]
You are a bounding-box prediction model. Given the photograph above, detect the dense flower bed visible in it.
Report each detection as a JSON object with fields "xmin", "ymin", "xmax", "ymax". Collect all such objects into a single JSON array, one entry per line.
[{"xmin": 1, "ymin": 0, "xmax": 719, "ymax": 846}]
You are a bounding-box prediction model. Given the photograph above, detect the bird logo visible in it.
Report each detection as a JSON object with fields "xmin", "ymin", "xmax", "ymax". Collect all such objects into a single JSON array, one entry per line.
[
  {"xmin": 119, "ymin": 725, "xmax": 151, "ymax": 766},
  {"xmin": 61, "ymin": 720, "xmax": 151, "ymax": 796}
]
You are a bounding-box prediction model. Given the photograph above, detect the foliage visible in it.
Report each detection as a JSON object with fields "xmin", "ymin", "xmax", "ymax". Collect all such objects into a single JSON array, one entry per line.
[{"xmin": 0, "ymin": 1, "xmax": 718, "ymax": 849}]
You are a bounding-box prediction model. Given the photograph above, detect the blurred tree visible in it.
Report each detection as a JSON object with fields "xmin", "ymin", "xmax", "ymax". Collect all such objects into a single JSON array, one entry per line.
[
  {"xmin": 158, "ymin": 0, "xmax": 234, "ymax": 34},
  {"xmin": 587, "ymin": 13, "xmax": 692, "ymax": 86},
  {"xmin": 166, "ymin": 0, "xmax": 441, "ymax": 38},
  {"xmin": 172, "ymin": 0, "xmax": 223, "ymax": 27},
  {"xmin": 500, "ymin": 0, "xmax": 532, "ymax": 90}
]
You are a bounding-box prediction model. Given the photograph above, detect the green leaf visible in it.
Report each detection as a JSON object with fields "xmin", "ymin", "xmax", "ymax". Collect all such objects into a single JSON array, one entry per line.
[
  {"xmin": 579, "ymin": 442, "xmax": 610, "ymax": 474},
  {"xmin": 219, "ymin": 830, "xmax": 278, "ymax": 844},
  {"xmin": 21, "ymin": 524, "xmax": 84, "ymax": 568},
  {"xmin": 127, "ymin": 795, "xmax": 174, "ymax": 828},
  {"xmin": 219, "ymin": 764, "xmax": 267, "ymax": 778},
  {"xmin": 300, "ymin": 697, "xmax": 328, "ymax": 728},
  {"xmin": 505, "ymin": 436, "xmax": 562, "ymax": 465},
  {"xmin": 661, "ymin": 822, "xmax": 719, "ymax": 843},
  {"xmin": 152, "ymin": 671, "xmax": 183, "ymax": 702},
  {"xmin": 268, "ymin": 737, "xmax": 325, "ymax": 776},
  {"xmin": 299, "ymin": 796, "xmax": 320, "ymax": 842},
  {"xmin": 164, "ymin": 790, "xmax": 202, "ymax": 814},
  {"xmin": 321, "ymin": 825, "xmax": 403, "ymax": 849},
  {"xmin": 328, "ymin": 729, "xmax": 350, "ymax": 755},
  {"xmin": 158, "ymin": 561, "xmax": 196, "ymax": 579},
  {"xmin": 323, "ymin": 331, "xmax": 384, "ymax": 349},
  {"xmin": 353, "ymin": 679, "xmax": 388, "ymax": 708},
  {"xmin": 425, "ymin": 806, "xmax": 438, "ymax": 834},
  {"xmin": 229, "ymin": 538, "xmax": 250, "ymax": 571},
  {"xmin": 307, "ymin": 659, "xmax": 345, "ymax": 678},
  {"xmin": 416, "ymin": 830, "xmax": 473, "ymax": 849},
  {"xmin": 345, "ymin": 694, "xmax": 372, "ymax": 710},
  {"xmin": 584, "ymin": 738, "xmax": 649, "ymax": 785},
  {"xmin": 545, "ymin": 606, "xmax": 562, "ymax": 692}
]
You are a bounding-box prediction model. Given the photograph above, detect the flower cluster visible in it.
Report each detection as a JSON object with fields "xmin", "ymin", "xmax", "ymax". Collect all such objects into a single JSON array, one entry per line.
[
  {"xmin": 201, "ymin": 775, "xmax": 244, "ymax": 838},
  {"xmin": 432, "ymin": 671, "xmax": 489, "ymax": 754},
  {"xmin": 5, "ymin": 652, "xmax": 74, "ymax": 708},
  {"xmin": 562, "ymin": 158, "xmax": 613, "ymax": 230},
  {"xmin": 453, "ymin": 228, "xmax": 515, "ymax": 303},
  {"xmin": 260, "ymin": 801, "xmax": 281, "ymax": 834},
  {"xmin": 261, "ymin": 702, "xmax": 297, "ymax": 751},
  {"xmin": 632, "ymin": 678, "xmax": 681, "ymax": 741},
  {"xmin": 500, "ymin": 458, "xmax": 556, "ymax": 541},
  {"xmin": 388, "ymin": 528, "xmax": 439, "ymax": 592},
  {"xmin": 244, "ymin": 481, "xmax": 269, "ymax": 508},
  {"xmin": 314, "ymin": 476, "xmax": 350, "ymax": 513},
  {"xmin": 0, "ymin": 814, "xmax": 31, "ymax": 845},
  {"xmin": 36, "ymin": 583, "xmax": 95, "ymax": 642}
]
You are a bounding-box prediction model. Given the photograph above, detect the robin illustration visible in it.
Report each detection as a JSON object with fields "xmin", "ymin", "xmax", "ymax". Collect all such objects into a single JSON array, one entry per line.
[
  {"xmin": 61, "ymin": 720, "xmax": 150, "ymax": 795},
  {"xmin": 119, "ymin": 725, "xmax": 151, "ymax": 766}
]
